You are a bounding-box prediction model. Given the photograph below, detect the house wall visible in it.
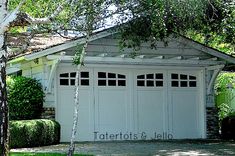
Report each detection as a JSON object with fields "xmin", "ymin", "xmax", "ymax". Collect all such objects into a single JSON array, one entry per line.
[
  {"xmin": 65, "ymin": 35, "xmax": 212, "ymax": 61},
  {"xmin": 21, "ymin": 57, "xmax": 55, "ymax": 108},
  {"xmin": 205, "ymin": 70, "xmax": 220, "ymax": 138}
]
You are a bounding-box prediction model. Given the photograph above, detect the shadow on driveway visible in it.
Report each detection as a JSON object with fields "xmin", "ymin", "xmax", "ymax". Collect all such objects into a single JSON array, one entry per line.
[{"xmin": 11, "ymin": 140, "xmax": 235, "ymax": 156}]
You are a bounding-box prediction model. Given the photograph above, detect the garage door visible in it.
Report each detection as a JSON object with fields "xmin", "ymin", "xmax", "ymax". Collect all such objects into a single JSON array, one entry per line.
[
  {"xmin": 168, "ymin": 71, "xmax": 200, "ymax": 139},
  {"xmin": 134, "ymin": 71, "xmax": 167, "ymax": 140},
  {"xmin": 94, "ymin": 69, "xmax": 130, "ymax": 140},
  {"xmin": 57, "ymin": 68, "xmax": 94, "ymax": 142},
  {"xmin": 57, "ymin": 67, "xmax": 203, "ymax": 142}
]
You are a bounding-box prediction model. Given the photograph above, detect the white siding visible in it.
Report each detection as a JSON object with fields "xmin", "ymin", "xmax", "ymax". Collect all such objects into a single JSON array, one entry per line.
[
  {"xmin": 21, "ymin": 58, "xmax": 55, "ymax": 108},
  {"xmin": 65, "ymin": 35, "xmax": 211, "ymax": 60}
]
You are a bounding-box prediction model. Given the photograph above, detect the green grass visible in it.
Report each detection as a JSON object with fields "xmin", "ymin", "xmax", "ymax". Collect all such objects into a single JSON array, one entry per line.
[{"xmin": 10, "ymin": 153, "xmax": 92, "ymax": 156}]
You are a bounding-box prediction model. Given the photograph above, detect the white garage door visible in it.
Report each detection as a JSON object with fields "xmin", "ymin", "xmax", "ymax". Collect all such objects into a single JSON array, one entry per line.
[
  {"xmin": 56, "ymin": 67, "xmax": 203, "ymax": 142},
  {"xmin": 57, "ymin": 68, "xmax": 94, "ymax": 142},
  {"xmin": 168, "ymin": 71, "xmax": 200, "ymax": 139},
  {"xmin": 134, "ymin": 71, "xmax": 167, "ymax": 140}
]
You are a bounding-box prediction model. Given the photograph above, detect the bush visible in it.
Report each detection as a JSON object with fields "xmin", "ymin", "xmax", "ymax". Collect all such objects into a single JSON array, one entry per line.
[
  {"xmin": 221, "ymin": 115, "xmax": 235, "ymax": 140},
  {"xmin": 10, "ymin": 119, "xmax": 60, "ymax": 148},
  {"xmin": 215, "ymin": 72, "xmax": 235, "ymax": 121},
  {"xmin": 7, "ymin": 76, "xmax": 45, "ymax": 120}
]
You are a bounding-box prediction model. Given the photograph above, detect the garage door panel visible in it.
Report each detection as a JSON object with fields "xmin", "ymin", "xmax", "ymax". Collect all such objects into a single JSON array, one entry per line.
[
  {"xmin": 169, "ymin": 71, "xmax": 201, "ymax": 139},
  {"xmin": 137, "ymin": 90, "xmax": 164, "ymax": 138},
  {"xmin": 171, "ymin": 90, "xmax": 199, "ymax": 138},
  {"xmin": 57, "ymin": 69, "xmax": 94, "ymax": 142},
  {"xmin": 97, "ymin": 89, "xmax": 127, "ymax": 131},
  {"xmin": 135, "ymin": 71, "xmax": 166, "ymax": 140}
]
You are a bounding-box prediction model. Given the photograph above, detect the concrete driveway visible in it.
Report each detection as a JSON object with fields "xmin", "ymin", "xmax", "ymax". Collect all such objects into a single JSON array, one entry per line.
[{"xmin": 11, "ymin": 140, "xmax": 235, "ymax": 156}]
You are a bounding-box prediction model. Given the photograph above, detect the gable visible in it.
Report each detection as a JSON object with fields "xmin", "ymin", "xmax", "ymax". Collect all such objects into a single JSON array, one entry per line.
[{"xmin": 8, "ymin": 29, "xmax": 235, "ymax": 68}]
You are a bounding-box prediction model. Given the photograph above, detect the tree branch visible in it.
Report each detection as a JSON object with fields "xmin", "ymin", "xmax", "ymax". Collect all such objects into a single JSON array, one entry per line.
[
  {"xmin": 26, "ymin": 0, "xmax": 74, "ymax": 24},
  {"xmin": 0, "ymin": 0, "xmax": 26, "ymax": 31}
]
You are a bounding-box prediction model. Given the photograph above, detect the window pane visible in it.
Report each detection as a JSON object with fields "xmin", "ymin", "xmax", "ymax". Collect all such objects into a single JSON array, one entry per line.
[
  {"xmin": 180, "ymin": 74, "xmax": 188, "ymax": 80},
  {"xmin": 98, "ymin": 72, "xmax": 106, "ymax": 78},
  {"xmin": 156, "ymin": 81, "xmax": 163, "ymax": 87},
  {"xmin": 180, "ymin": 81, "xmax": 188, "ymax": 87},
  {"xmin": 147, "ymin": 80, "xmax": 154, "ymax": 87},
  {"xmin": 70, "ymin": 72, "xmax": 76, "ymax": 78},
  {"xmin": 70, "ymin": 79, "xmax": 75, "ymax": 85},
  {"xmin": 81, "ymin": 80, "xmax": 89, "ymax": 86},
  {"xmin": 81, "ymin": 72, "xmax": 89, "ymax": 78},
  {"xmin": 137, "ymin": 80, "xmax": 145, "ymax": 86},
  {"xmin": 137, "ymin": 75, "xmax": 145, "ymax": 79},
  {"xmin": 98, "ymin": 80, "xmax": 106, "ymax": 86},
  {"xmin": 60, "ymin": 73, "xmax": 69, "ymax": 77},
  {"xmin": 189, "ymin": 81, "xmax": 197, "ymax": 87},
  {"xmin": 147, "ymin": 74, "xmax": 154, "ymax": 79},
  {"xmin": 60, "ymin": 79, "xmax": 69, "ymax": 85},
  {"xmin": 118, "ymin": 74, "xmax": 125, "ymax": 79},
  {"xmin": 189, "ymin": 76, "xmax": 196, "ymax": 80},
  {"xmin": 171, "ymin": 74, "xmax": 178, "ymax": 79},
  {"xmin": 171, "ymin": 81, "xmax": 178, "ymax": 87},
  {"xmin": 108, "ymin": 73, "xmax": 116, "ymax": 78},
  {"xmin": 108, "ymin": 80, "xmax": 116, "ymax": 86},
  {"xmin": 156, "ymin": 73, "xmax": 163, "ymax": 79},
  {"xmin": 118, "ymin": 80, "xmax": 126, "ymax": 86}
]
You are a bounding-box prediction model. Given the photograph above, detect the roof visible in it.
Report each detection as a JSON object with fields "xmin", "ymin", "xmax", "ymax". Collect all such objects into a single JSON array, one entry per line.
[
  {"xmin": 7, "ymin": 28, "xmax": 235, "ymax": 70},
  {"xmin": 7, "ymin": 33, "xmax": 75, "ymax": 59}
]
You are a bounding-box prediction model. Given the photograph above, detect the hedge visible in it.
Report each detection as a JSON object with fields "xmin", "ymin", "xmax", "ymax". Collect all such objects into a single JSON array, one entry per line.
[
  {"xmin": 10, "ymin": 119, "xmax": 60, "ymax": 148},
  {"xmin": 7, "ymin": 76, "xmax": 45, "ymax": 120}
]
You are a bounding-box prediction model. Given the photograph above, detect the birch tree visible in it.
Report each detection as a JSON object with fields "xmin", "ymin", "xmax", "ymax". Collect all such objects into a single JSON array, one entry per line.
[{"xmin": 0, "ymin": 0, "xmax": 75, "ymax": 155}]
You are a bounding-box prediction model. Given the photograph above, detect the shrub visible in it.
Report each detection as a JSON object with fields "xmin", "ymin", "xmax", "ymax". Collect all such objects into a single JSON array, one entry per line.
[
  {"xmin": 7, "ymin": 76, "xmax": 45, "ymax": 120},
  {"xmin": 10, "ymin": 119, "xmax": 60, "ymax": 148},
  {"xmin": 215, "ymin": 72, "xmax": 235, "ymax": 121},
  {"xmin": 221, "ymin": 115, "xmax": 235, "ymax": 140}
]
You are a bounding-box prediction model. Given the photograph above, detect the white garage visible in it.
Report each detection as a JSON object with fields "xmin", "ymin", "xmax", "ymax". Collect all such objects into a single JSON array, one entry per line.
[
  {"xmin": 57, "ymin": 66, "xmax": 204, "ymax": 142},
  {"xmin": 7, "ymin": 29, "xmax": 235, "ymax": 142}
]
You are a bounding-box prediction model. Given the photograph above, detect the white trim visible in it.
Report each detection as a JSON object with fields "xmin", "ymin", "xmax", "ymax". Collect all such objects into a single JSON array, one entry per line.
[
  {"xmin": 154, "ymin": 56, "xmax": 164, "ymax": 59},
  {"xmin": 25, "ymin": 30, "xmax": 115, "ymax": 60},
  {"xmin": 206, "ymin": 65, "xmax": 225, "ymax": 70},
  {"xmin": 206, "ymin": 65, "xmax": 225, "ymax": 94},
  {"xmin": 6, "ymin": 67, "xmax": 21, "ymax": 74},
  {"xmin": 199, "ymin": 69, "xmax": 206, "ymax": 138},
  {"xmin": 6, "ymin": 63, "xmax": 21, "ymax": 74},
  {"xmin": 178, "ymin": 37, "xmax": 235, "ymax": 64},
  {"xmin": 47, "ymin": 55, "xmax": 225, "ymax": 66},
  {"xmin": 46, "ymin": 59, "xmax": 60, "ymax": 93},
  {"xmin": 188, "ymin": 57, "xmax": 200, "ymax": 60},
  {"xmin": 59, "ymin": 63, "xmax": 206, "ymax": 70}
]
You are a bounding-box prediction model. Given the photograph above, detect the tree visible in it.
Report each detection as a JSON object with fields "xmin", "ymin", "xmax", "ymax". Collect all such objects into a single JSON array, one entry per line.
[{"xmin": 0, "ymin": 0, "xmax": 73, "ymax": 155}]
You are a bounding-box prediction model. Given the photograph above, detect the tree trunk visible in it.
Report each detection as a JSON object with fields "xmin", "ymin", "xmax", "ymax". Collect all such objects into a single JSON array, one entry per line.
[
  {"xmin": 68, "ymin": 34, "xmax": 90, "ymax": 156},
  {"xmin": 0, "ymin": 0, "xmax": 9, "ymax": 155},
  {"xmin": 0, "ymin": 43, "xmax": 9, "ymax": 156}
]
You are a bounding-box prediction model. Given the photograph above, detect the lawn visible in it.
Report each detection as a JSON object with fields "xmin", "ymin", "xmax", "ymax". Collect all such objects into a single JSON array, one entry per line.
[{"xmin": 10, "ymin": 153, "xmax": 92, "ymax": 156}]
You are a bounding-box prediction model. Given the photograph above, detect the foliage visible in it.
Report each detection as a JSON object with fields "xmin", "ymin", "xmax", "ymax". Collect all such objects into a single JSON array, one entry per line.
[
  {"xmin": 7, "ymin": 0, "xmax": 234, "ymax": 53},
  {"xmin": 215, "ymin": 72, "xmax": 235, "ymax": 120},
  {"xmin": 9, "ymin": 119, "xmax": 60, "ymax": 148},
  {"xmin": 117, "ymin": 0, "xmax": 235, "ymax": 51},
  {"xmin": 7, "ymin": 76, "xmax": 45, "ymax": 120}
]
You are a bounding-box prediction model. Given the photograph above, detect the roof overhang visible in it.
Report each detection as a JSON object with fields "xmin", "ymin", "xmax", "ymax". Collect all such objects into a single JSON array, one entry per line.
[{"xmin": 7, "ymin": 28, "xmax": 235, "ymax": 69}]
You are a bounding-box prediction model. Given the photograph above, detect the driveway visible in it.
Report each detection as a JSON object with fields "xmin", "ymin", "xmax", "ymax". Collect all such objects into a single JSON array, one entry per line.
[{"xmin": 11, "ymin": 140, "xmax": 235, "ymax": 156}]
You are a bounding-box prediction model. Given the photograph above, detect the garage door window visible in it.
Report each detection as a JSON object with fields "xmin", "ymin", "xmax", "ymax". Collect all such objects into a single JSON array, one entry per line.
[
  {"xmin": 171, "ymin": 73, "xmax": 197, "ymax": 87},
  {"xmin": 137, "ymin": 73, "xmax": 163, "ymax": 87},
  {"xmin": 98, "ymin": 72, "xmax": 126, "ymax": 86},
  {"xmin": 60, "ymin": 72, "xmax": 89, "ymax": 86}
]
